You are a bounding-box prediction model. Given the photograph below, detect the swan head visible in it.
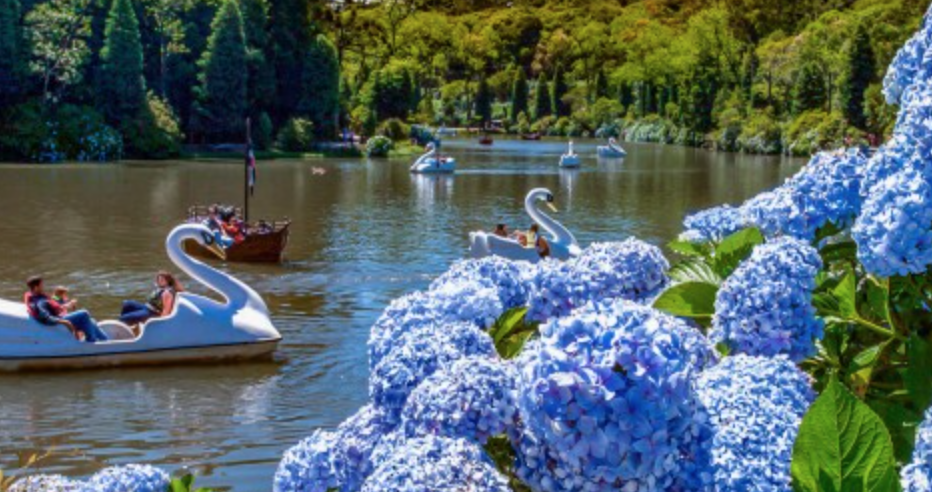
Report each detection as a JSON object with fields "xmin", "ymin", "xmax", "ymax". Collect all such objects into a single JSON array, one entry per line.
[
  {"xmin": 170, "ymin": 224, "xmax": 227, "ymax": 260},
  {"xmin": 528, "ymin": 188, "xmax": 559, "ymax": 213}
]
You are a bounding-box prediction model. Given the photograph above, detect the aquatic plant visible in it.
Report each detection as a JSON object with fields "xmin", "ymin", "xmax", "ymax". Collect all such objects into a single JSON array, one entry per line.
[
  {"xmin": 697, "ymin": 355, "xmax": 814, "ymax": 492},
  {"xmin": 400, "ymin": 356, "xmax": 517, "ymax": 444},
  {"xmin": 710, "ymin": 237, "xmax": 823, "ymax": 361},
  {"xmin": 513, "ymin": 300, "xmax": 714, "ymax": 492},
  {"xmin": 902, "ymin": 406, "xmax": 932, "ymax": 492}
]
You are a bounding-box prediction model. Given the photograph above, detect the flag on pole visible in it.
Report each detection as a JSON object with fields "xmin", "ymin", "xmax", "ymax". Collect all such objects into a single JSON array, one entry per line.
[{"xmin": 247, "ymin": 144, "xmax": 257, "ymax": 196}]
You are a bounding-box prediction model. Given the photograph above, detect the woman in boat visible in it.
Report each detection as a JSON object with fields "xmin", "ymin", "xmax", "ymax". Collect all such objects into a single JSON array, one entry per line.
[
  {"xmin": 119, "ymin": 272, "xmax": 184, "ymax": 326},
  {"xmin": 527, "ymin": 224, "xmax": 550, "ymax": 258}
]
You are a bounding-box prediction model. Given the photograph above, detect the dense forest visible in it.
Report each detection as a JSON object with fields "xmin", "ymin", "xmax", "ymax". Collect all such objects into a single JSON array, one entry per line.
[{"xmin": 0, "ymin": 0, "xmax": 927, "ymax": 161}]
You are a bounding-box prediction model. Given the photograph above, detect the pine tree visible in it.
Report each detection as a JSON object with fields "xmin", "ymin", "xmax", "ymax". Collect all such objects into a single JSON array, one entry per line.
[
  {"xmin": 617, "ymin": 82, "xmax": 633, "ymax": 112},
  {"xmin": 0, "ymin": 0, "xmax": 23, "ymax": 107},
  {"xmin": 99, "ymin": 0, "xmax": 146, "ymax": 125},
  {"xmin": 551, "ymin": 65, "xmax": 569, "ymax": 117},
  {"xmin": 534, "ymin": 73, "xmax": 551, "ymax": 120},
  {"xmin": 841, "ymin": 22, "xmax": 875, "ymax": 129},
  {"xmin": 793, "ymin": 61, "xmax": 827, "ymax": 115},
  {"xmin": 297, "ymin": 33, "xmax": 340, "ymax": 137},
  {"xmin": 685, "ymin": 50, "xmax": 719, "ymax": 133},
  {"xmin": 593, "ymin": 69, "xmax": 608, "ymax": 101},
  {"xmin": 241, "ymin": 0, "xmax": 275, "ymax": 117},
  {"xmin": 198, "ymin": 0, "xmax": 248, "ymax": 140},
  {"xmin": 270, "ymin": 0, "xmax": 314, "ymax": 124},
  {"xmin": 511, "ymin": 69, "xmax": 529, "ymax": 123},
  {"xmin": 475, "ymin": 77, "xmax": 492, "ymax": 125}
]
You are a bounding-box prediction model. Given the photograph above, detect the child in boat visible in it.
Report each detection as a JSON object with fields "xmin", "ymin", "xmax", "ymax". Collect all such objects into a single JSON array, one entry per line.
[
  {"xmin": 51, "ymin": 286, "xmax": 77, "ymax": 314},
  {"xmin": 203, "ymin": 204, "xmax": 235, "ymax": 248},
  {"xmin": 24, "ymin": 276, "xmax": 107, "ymax": 342},
  {"xmin": 119, "ymin": 271, "xmax": 183, "ymax": 326}
]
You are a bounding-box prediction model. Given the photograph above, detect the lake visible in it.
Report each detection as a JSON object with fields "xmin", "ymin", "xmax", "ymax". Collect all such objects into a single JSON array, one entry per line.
[{"xmin": 0, "ymin": 138, "xmax": 803, "ymax": 490}]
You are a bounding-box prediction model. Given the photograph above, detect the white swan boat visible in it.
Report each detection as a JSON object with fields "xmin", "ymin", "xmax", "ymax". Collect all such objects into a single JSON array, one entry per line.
[
  {"xmin": 0, "ymin": 224, "xmax": 281, "ymax": 371},
  {"xmin": 597, "ymin": 137, "xmax": 627, "ymax": 158},
  {"xmin": 410, "ymin": 143, "xmax": 456, "ymax": 174},
  {"xmin": 469, "ymin": 188, "xmax": 581, "ymax": 262},
  {"xmin": 559, "ymin": 141, "xmax": 581, "ymax": 168}
]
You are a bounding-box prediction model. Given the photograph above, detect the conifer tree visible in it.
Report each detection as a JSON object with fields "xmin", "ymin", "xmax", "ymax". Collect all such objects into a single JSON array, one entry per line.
[
  {"xmin": 551, "ymin": 65, "xmax": 569, "ymax": 117},
  {"xmin": 241, "ymin": 0, "xmax": 275, "ymax": 116},
  {"xmin": 100, "ymin": 0, "xmax": 146, "ymax": 125},
  {"xmin": 534, "ymin": 73, "xmax": 551, "ymax": 120},
  {"xmin": 475, "ymin": 77, "xmax": 492, "ymax": 125},
  {"xmin": 0, "ymin": 0, "xmax": 23, "ymax": 107},
  {"xmin": 270, "ymin": 0, "xmax": 314, "ymax": 123},
  {"xmin": 841, "ymin": 22, "xmax": 875, "ymax": 129},
  {"xmin": 793, "ymin": 60, "xmax": 827, "ymax": 115},
  {"xmin": 618, "ymin": 82, "xmax": 633, "ymax": 112},
  {"xmin": 511, "ymin": 69, "xmax": 529, "ymax": 123},
  {"xmin": 297, "ymin": 33, "xmax": 340, "ymax": 137},
  {"xmin": 198, "ymin": 0, "xmax": 248, "ymax": 140},
  {"xmin": 593, "ymin": 69, "xmax": 608, "ymax": 100}
]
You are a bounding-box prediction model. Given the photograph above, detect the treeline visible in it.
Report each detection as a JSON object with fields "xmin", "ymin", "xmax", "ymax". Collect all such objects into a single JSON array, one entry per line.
[{"xmin": 0, "ymin": 0, "xmax": 928, "ymax": 161}]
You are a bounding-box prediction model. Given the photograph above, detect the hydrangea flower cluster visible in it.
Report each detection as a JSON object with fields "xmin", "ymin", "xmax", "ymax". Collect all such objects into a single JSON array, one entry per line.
[
  {"xmin": 853, "ymin": 169, "xmax": 932, "ymax": 277},
  {"xmin": 10, "ymin": 475, "xmax": 81, "ymax": 492},
  {"xmin": 430, "ymin": 256, "xmax": 532, "ymax": 309},
  {"xmin": 883, "ymin": 4, "xmax": 932, "ymax": 104},
  {"xmin": 697, "ymin": 355, "xmax": 815, "ymax": 492},
  {"xmin": 514, "ymin": 300, "xmax": 714, "ymax": 492},
  {"xmin": 274, "ymin": 405, "xmax": 388, "ymax": 492},
  {"xmin": 13, "ymin": 465, "xmax": 171, "ymax": 492},
  {"xmin": 902, "ymin": 406, "xmax": 932, "ymax": 492},
  {"xmin": 400, "ymin": 356, "xmax": 517, "ymax": 444},
  {"xmin": 361, "ymin": 435, "xmax": 510, "ymax": 492},
  {"xmin": 711, "ymin": 237, "xmax": 823, "ymax": 361},
  {"xmin": 681, "ymin": 204, "xmax": 746, "ymax": 242},
  {"xmin": 526, "ymin": 239, "xmax": 669, "ymax": 322}
]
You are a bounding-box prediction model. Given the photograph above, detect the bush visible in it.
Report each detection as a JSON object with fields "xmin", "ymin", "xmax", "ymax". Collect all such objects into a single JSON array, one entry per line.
[
  {"xmin": 530, "ymin": 115, "xmax": 555, "ymax": 134},
  {"xmin": 123, "ymin": 93, "xmax": 182, "ymax": 159},
  {"xmin": 276, "ymin": 118, "xmax": 315, "ymax": 152},
  {"xmin": 715, "ymin": 107, "xmax": 743, "ymax": 152},
  {"xmin": 783, "ymin": 111, "xmax": 854, "ymax": 157},
  {"xmin": 0, "ymin": 102, "xmax": 123, "ymax": 162},
  {"xmin": 625, "ymin": 115, "xmax": 680, "ymax": 144},
  {"xmin": 737, "ymin": 112, "xmax": 783, "ymax": 155},
  {"xmin": 366, "ymin": 135, "xmax": 393, "ymax": 157},
  {"xmin": 514, "ymin": 112, "xmax": 530, "ymax": 135},
  {"xmin": 255, "ymin": 112, "xmax": 274, "ymax": 151},
  {"xmin": 377, "ymin": 118, "xmax": 410, "ymax": 141}
]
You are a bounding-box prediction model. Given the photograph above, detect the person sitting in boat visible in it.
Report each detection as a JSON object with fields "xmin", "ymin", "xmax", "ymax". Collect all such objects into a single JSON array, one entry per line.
[
  {"xmin": 119, "ymin": 271, "xmax": 183, "ymax": 327},
  {"xmin": 203, "ymin": 205, "xmax": 235, "ymax": 248},
  {"xmin": 220, "ymin": 214, "xmax": 246, "ymax": 244},
  {"xmin": 526, "ymin": 224, "xmax": 550, "ymax": 258},
  {"xmin": 493, "ymin": 223, "xmax": 509, "ymax": 238},
  {"xmin": 24, "ymin": 276, "xmax": 107, "ymax": 342},
  {"xmin": 51, "ymin": 286, "xmax": 78, "ymax": 314}
]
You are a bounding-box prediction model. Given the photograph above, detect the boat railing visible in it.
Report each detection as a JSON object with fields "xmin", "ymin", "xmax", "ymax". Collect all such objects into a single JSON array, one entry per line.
[{"xmin": 186, "ymin": 205, "xmax": 291, "ymax": 234}]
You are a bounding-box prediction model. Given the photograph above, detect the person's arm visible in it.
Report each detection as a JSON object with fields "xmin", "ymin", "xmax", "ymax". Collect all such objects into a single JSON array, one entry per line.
[
  {"xmin": 540, "ymin": 237, "xmax": 551, "ymax": 256},
  {"xmin": 161, "ymin": 291, "xmax": 174, "ymax": 317},
  {"xmin": 59, "ymin": 319, "xmax": 84, "ymax": 341},
  {"xmin": 34, "ymin": 300, "xmax": 82, "ymax": 340}
]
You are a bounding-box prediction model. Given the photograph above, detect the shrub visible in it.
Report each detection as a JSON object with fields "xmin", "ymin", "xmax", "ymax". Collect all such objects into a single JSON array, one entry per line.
[
  {"xmin": 737, "ymin": 112, "xmax": 782, "ymax": 154},
  {"xmin": 276, "ymin": 118, "xmax": 315, "ymax": 152},
  {"xmin": 366, "ymin": 135, "xmax": 393, "ymax": 157},
  {"xmin": 783, "ymin": 110, "xmax": 855, "ymax": 157},
  {"xmin": 123, "ymin": 93, "xmax": 182, "ymax": 159},
  {"xmin": 0, "ymin": 100, "xmax": 55, "ymax": 161},
  {"xmin": 377, "ymin": 118, "xmax": 410, "ymax": 141},
  {"xmin": 530, "ymin": 115, "xmax": 555, "ymax": 134},
  {"xmin": 625, "ymin": 115, "xmax": 680, "ymax": 144},
  {"xmin": 715, "ymin": 107, "xmax": 743, "ymax": 152},
  {"xmin": 0, "ymin": 102, "xmax": 123, "ymax": 162},
  {"xmin": 255, "ymin": 112, "xmax": 274, "ymax": 151}
]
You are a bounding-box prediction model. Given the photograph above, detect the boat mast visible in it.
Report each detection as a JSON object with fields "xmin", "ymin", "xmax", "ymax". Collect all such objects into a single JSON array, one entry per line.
[{"xmin": 244, "ymin": 117, "xmax": 251, "ymax": 223}]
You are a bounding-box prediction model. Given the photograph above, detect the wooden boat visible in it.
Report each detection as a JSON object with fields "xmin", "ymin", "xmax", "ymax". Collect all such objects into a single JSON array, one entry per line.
[
  {"xmin": 479, "ymin": 135, "xmax": 494, "ymax": 145},
  {"xmin": 184, "ymin": 206, "xmax": 291, "ymax": 263},
  {"xmin": 521, "ymin": 133, "xmax": 542, "ymax": 141}
]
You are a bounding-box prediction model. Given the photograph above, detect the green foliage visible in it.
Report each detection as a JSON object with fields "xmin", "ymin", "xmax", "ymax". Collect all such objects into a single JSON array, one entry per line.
[
  {"xmin": 169, "ymin": 473, "xmax": 215, "ymax": 492},
  {"xmin": 793, "ymin": 60, "xmax": 827, "ymax": 116},
  {"xmin": 365, "ymin": 64, "xmax": 416, "ymax": 122},
  {"xmin": 24, "ymin": 0, "xmax": 92, "ymax": 103},
  {"xmin": 791, "ymin": 379, "xmax": 900, "ymax": 492},
  {"xmin": 784, "ymin": 110, "xmax": 853, "ymax": 157},
  {"xmin": 255, "ymin": 111, "xmax": 273, "ymax": 151},
  {"xmin": 488, "ymin": 307, "xmax": 539, "ymax": 359},
  {"xmin": 241, "ymin": 0, "xmax": 275, "ymax": 116},
  {"xmin": 534, "ymin": 73, "xmax": 551, "ymax": 120},
  {"xmin": 842, "ymin": 22, "xmax": 876, "ymax": 131},
  {"xmin": 551, "ymin": 65, "xmax": 569, "ymax": 118},
  {"xmin": 475, "ymin": 77, "xmax": 493, "ymax": 125},
  {"xmin": 275, "ymin": 117, "xmax": 314, "ymax": 152},
  {"xmin": 0, "ymin": 0, "xmax": 23, "ymax": 105},
  {"xmin": 123, "ymin": 92, "xmax": 182, "ymax": 159},
  {"xmin": 737, "ymin": 111, "xmax": 783, "ymax": 154},
  {"xmin": 298, "ymin": 34, "xmax": 341, "ymax": 138},
  {"xmin": 376, "ymin": 118, "xmax": 410, "ymax": 141},
  {"xmin": 99, "ymin": 0, "xmax": 145, "ymax": 125},
  {"xmin": 511, "ymin": 70, "xmax": 529, "ymax": 122},
  {"xmin": 652, "ymin": 282, "xmax": 718, "ymax": 328},
  {"xmin": 0, "ymin": 102, "xmax": 123, "ymax": 162},
  {"xmin": 269, "ymin": 0, "xmax": 313, "ymax": 124},
  {"xmin": 484, "ymin": 435, "xmax": 533, "ymax": 492},
  {"xmin": 197, "ymin": 0, "xmax": 247, "ymax": 141},
  {"xmin": 365, "ymin": 135, "xmax": 393, "ymax": 157}
]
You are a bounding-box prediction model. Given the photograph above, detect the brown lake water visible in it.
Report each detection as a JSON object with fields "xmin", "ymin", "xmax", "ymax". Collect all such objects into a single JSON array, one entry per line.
[{"xmin": 0, "ymin": 138, "xmax": 803, "ymax": 490}]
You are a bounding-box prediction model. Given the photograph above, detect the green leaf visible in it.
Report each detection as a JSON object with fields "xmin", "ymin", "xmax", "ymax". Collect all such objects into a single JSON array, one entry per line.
[
  {"xmin": 832, "ymin": 270, "xmax": 858, "ymax": 319},
  {"xmin": 711, "ymin": 227, "xmax": 764, "ymax": 278},
  {"xmin": 820, "ymin": 240, "xmax": 858, "ymax": 264},
  {"xmin": 652, "ymin": 282, "xmax": 718, "ymax": 325},
  {"xmin": 864, "ymin": 277, "xmax": 894, "ymax": 331},
  {"xmin": 791, "ymin": 379, "xmax": 900, "ymax": 492},
  {"xmin": 868, "ymin": 400, "xmax": 922, "ymax": 464},
  {"xmin": 906, "ymin": 334, "xmax": 932, "ymax": 412},
  {"xmin": 815, "ymin": 222, "xmax": 844, "ymax": 244},
  {"xmin": 488, "ymin": 307, "xmax": 539, "ymax": 360},
  {"xmin": 170, "ymin": 476, "xmax": 192, "ymax": 492},
  {"xmin": 667, "ymin": 239, "xmax": 711, "ymax": 257},
  {"xmin": 667, "ymin": 259, "xmax": 722, "ymax": 286}
]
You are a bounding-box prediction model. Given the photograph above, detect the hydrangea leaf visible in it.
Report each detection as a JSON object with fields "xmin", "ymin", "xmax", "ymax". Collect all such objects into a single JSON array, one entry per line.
[
  {"xmin": 489, "ymin": 307, "xmax": 539, "ymax": 359},
  {"xmin": 832, "ymin": 270, "xmax": 858, "ymax": 319},
  {"xmin": 668, "ymin": 259, "xmax": 722, "ymax": 286},
  {"xmin": 820, "ymin": 240, "xmax": 858, "ymax": 265},
  {"xmin": 668, "ymin": 238, "xmax": 711, "ymax": 257},
  {"xmin": 864, "ymin": 277, "xmax": 894, "ymax": 330},
  {"xmin": 711, "ymin": 227, "xmax": 764, "ymax": 278},
  {"xmin": 652, "ymin": 281, "xmax": 718, "ymax": 324},
  {"xmin": 906, "ymin": 334, "xmax": 932, "ymax": 412},
  {"xmin": 868, "ymin": 400, "xmax": 921, "ymax": 464},
  {"xmin": 791, "ymin": 379, "xmax": 900, "ymax": 492}
]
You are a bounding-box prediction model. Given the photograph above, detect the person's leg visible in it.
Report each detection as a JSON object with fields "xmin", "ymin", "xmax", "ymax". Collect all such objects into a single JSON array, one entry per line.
[
  {"xmin": 64, "ymin": 310, "xmax": 108, "ymax": 342},
  {"xmin": 121, "ymin": 300, "xmax": 147, "ymax": 316},
  {"xmin": 119, "ymin": 308, "xmax": 153, "ymax": 326}
]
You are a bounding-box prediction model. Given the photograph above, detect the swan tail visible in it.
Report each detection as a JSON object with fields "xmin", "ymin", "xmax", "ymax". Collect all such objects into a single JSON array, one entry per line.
[{"xmin": 469, "ymin": 232, "xmax": 490, "ymax": 258}]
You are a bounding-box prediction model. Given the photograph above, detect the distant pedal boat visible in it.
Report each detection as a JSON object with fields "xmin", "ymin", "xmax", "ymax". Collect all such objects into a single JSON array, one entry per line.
[
  {"xmin": 597, "ymin": 137, "xmax": 627, "ymax": 158},
  {"xmin": 0, "ymin": 224, "xmax": 281, "ymax": 372}
]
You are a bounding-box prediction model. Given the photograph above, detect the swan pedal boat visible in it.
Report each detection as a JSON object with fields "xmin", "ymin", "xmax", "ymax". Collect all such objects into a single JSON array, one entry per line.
[
  {"xmin": 0, "ymin": 224, "xmax": 281, "ymax": 372},
  {"xmin": 559, "ymin": 141, "xmax": 581, "ymax": 168},
  {"xmin": 410, "ymin": 143, "xmax": 456, "ymax": 174},
  {"xmin": 469, "ymin": 188, "xmax": 581, "ymax": 263},
  {"xmin": 597, "ymin": 137, "xmax": 627, "ymax": 158}
]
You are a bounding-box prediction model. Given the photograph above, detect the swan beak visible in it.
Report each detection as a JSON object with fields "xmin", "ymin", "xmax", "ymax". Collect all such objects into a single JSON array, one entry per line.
[
  {"xmin": 547, "ymin": 203, "xmax": 558, "ymax": 213},
  {"xmin": 206, "ymin": 242, "xmax": 227, "ymax": 261}
]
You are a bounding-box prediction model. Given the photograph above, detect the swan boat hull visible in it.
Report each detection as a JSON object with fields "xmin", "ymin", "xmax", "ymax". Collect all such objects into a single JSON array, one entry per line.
[
  {"xmin": 560, "ymin": 155, "xmax": 581, "ymax": 168},
  {"xmin": 411, "ymin": 158, "xmax": 456, "ymax": 174},
  {"xmin": 597, "ymin": 146, "xmax": 626, "ymax": 158}
]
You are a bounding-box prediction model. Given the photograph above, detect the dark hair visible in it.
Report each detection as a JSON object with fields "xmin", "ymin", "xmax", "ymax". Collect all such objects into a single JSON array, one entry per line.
[
  {"xmin": 530, "ymin": 224, "xmax": 539, "ymax": 233},
  {"xmin": 157, "ymin": 271, "xmax": 184, "ymax": 293},
  {"xmin": 495, "ymin": 223, "xmax": 506, "ymax": 230},
  {"xmin": 26, "ymin": 276, "xmax": 43, "ymax": 290}
]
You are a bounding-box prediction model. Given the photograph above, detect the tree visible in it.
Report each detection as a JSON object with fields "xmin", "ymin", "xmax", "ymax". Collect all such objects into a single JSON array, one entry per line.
[
  {"xmin": 241, "ymin": 0, "xmax": 275, "ymax": 116},
  {"xmin": 793, "ymin": 60, "xmax": 826, "ymax": 115},
  {"xmin": 684, "ymin": 49, "xmax": 719, "ymax": 133},
  {"xmin": 0, "ymin": 0, "xmax": 23, "ymax": 106},
  {"xmin": 270, "ymin": 0, "xmax": 314, "ymax": 123},
  {"xmin": 197, "ymin": 0, "xmax": 247, "ymax": 140},
  {"xmin": 298, "ymin": 33, "xmax": 340, "ymax": 137},
  {"xmin": 592, "ymin": 69, "xmax": 608, "ymax": 101},
  {"xmin": 551, "ymin": 65, "xmax": 569, "ymax": 117},
  {"xmin": 511, "ymin": 69, "xmax": 528, "ymax": 123},
  {"xmin": 618, "ymin": 82, "xmax": 634, "ymax": 112},
  {"xmin": 24, "ymin": 0, "xmax": 92, "ymax": 104},
  {"xmin": 100, "ymin": 0, "xmax": 146, "ymax": 125},
  {"xmin": 841, "ymin": 21, "xmax": 875, "ymax": 129},
  {"xmin": 475, "ymin": 77, "xmax": 492, "ymax": 126},
  {"xmin": 534, "ymin": 73, "xmax": 551, "ymax": 120}
]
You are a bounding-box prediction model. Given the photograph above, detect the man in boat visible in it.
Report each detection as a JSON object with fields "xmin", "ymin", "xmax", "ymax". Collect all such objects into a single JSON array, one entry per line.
[
  {"xmin": 204, "ymin": 204, "xmax": 234, "ymax": 248},
  {"xmin": 24, "ymin": 276, "xmax": 107, "ymax": 342},
  {"xmin": 493, "ymin": 223, "xmax": 509, "ymax": 238}
]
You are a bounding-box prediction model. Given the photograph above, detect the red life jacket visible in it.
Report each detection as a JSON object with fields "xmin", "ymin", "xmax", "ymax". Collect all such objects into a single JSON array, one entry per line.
[
  {"xmin": 23, "ymin": 292, "xmax": 37, "ymax": 318},
  {"xmin": 23, "ymin": 292, "xmax": 64, "ymax": 319}
]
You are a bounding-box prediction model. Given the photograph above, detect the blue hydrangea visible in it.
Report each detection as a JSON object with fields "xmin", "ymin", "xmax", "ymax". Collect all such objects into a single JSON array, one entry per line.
[
  {"xmin": 431, "ymin": 257, "xmax": 533, "ymax": 309},
  {"xmin": 682, "ymin": 205, "xmax": 746, "ymax": 243},
  {"xmin": 740, "ymin": 188, "xmax": 804, "ymax": 239},
  {"xmin": 883, "ymin": 5, "xmax": 932, "ymax": 104},
  {"xmin": 10, "ymin": 475, "xmax": 81, "ymax": 492},
  {"xmin": 697, "ymin": 355, "xmax": 815, "ymax": 492},
  {"xmin": 401, "ymin": 356, "xmax": 517, "ymax": 444},
  {"xmin": 370, "ymin": 325, "xmax": 497, "ymax": 426},
  {"xmin": 902, "ymin": 406, "xmax": 932, "ymax": 492},
  {"xmin": 275, "ymin": 405, "xmax": 389, "ymax": 492},
  {"xmin": 860, "ymin": 139, "xmax": 912, "ymax": 198},
  {"xmin": 361, "ymin": 435, "xmax": 510, "ymax": 492},
  {"xmin": 853, "ymin": 169, "xmax": 932, "ymax": 277},
  {"xmin": 526, "ymin": 240, "xmax": 669, "ymax": 322},
  {"xmin": 711, "ymin": 237, "xmax": 823, "ymax": 361},
  {"xmin": 81, "ymin": 465, "xmax": 170, "ymax": 492},
  {"xmin": 513, "ymin": 300, "xmax": 714, "ymax": 492}
]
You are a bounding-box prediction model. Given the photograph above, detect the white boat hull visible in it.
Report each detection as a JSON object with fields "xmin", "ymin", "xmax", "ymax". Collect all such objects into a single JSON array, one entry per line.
[
  {"xmin": 597, "ymin": 146, "xmax": 626, "ymax": 158},
  {"xmin": 411, "ymin": 158, "xmax": 456, "ymax": 174},
  {"xmin": 560, "ymin": 155, "xmax": 581, "ymax": 168}
]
